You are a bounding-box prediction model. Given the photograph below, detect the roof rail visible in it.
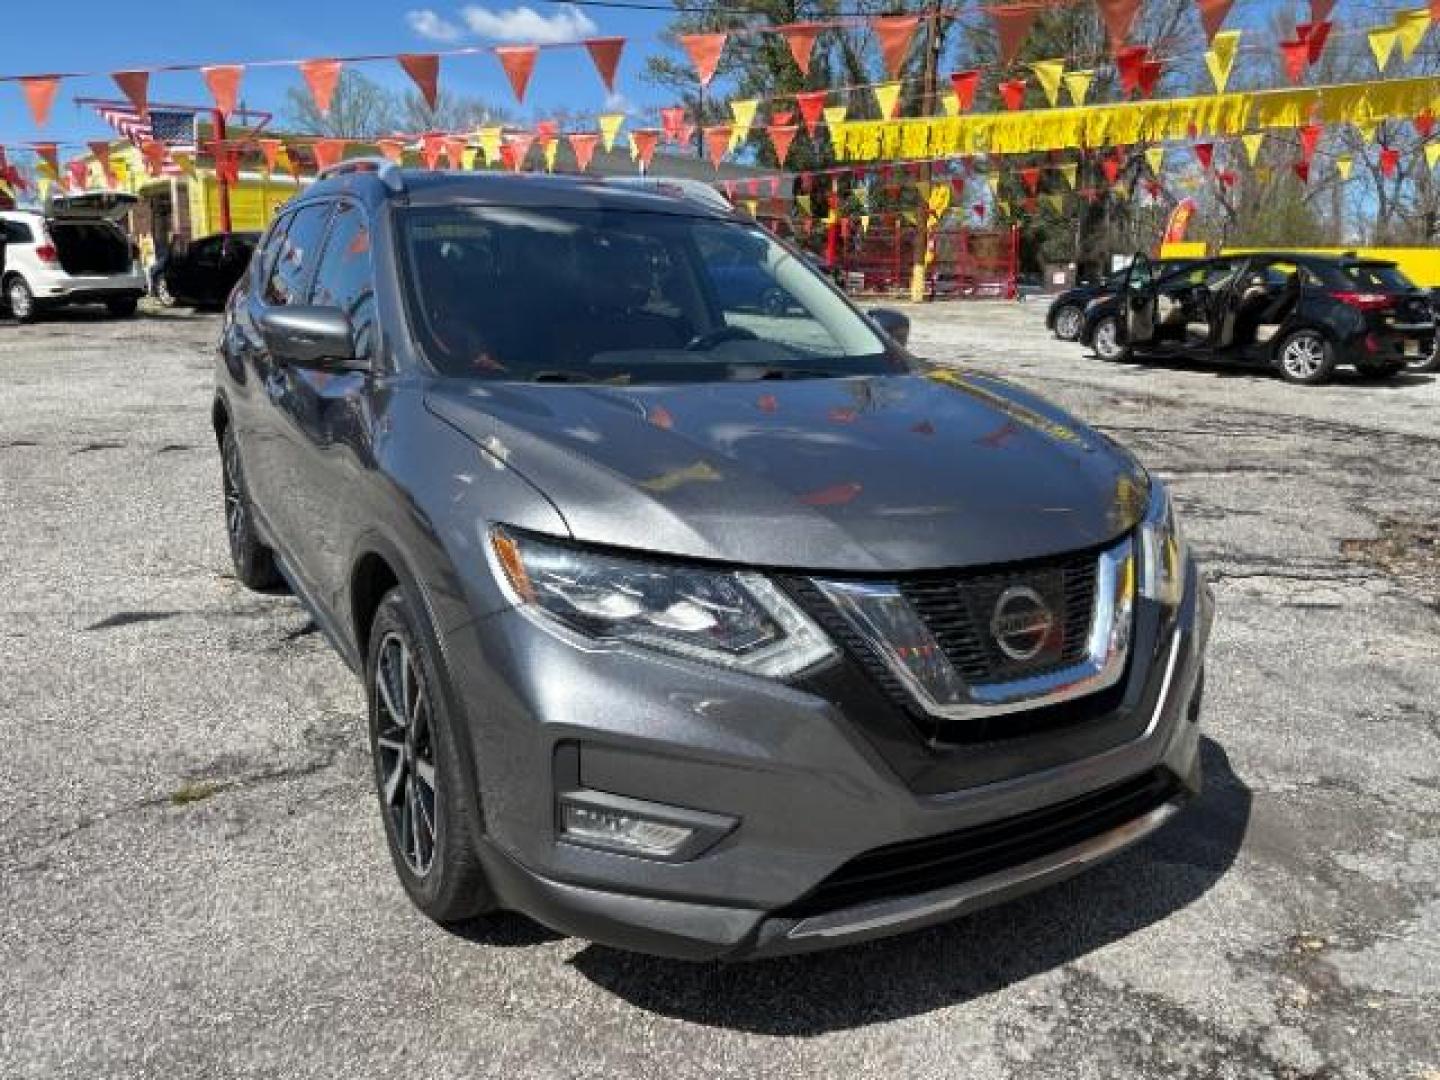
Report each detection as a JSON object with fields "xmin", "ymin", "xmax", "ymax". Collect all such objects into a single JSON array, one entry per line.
[
  {"xmin": 315, "ymin": 156, "xmax": 405, "ymax": 193},
  {"xmin": 605, "ymin": 176, "xmax": 734, "ymax": 214}
]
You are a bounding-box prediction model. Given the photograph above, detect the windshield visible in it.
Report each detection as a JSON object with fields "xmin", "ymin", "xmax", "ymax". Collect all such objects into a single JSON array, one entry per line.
[{"xmin": 400, "ymin": 206, "xmax": 897, "ymax": 383}]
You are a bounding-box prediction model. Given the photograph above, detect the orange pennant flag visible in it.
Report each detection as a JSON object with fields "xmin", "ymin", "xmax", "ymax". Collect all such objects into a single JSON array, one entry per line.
[
  {"xmin": 1095, "ymin": 0, "xmax": 1142, "ymax": 54},
  {"xmin": 679, "ymin": 33, "xmax": 726, "ymax": 86},
  {"xmin": 312, "ymin": 139, "xmax": 347, "ymax": 171},
  {"xmin": 443, "ymin": 137, "xmax": 467, "ymax": 169},
  {"xmin": 112, "ymin": 70, "xmax": 150, "ymax": 119},
  {"xmin": 768, "ymin": 124, "xmax": 798, "ymax": 164},
  {"xmin": 87, "ymin": 141, "xmax": 114, "ymax": 183},
  {"xmin": 584, "ymin": 37, "xmax": 625, "ymax": 93},
  {"xmin": 631, "ymin": 129, "xmax": 659, "ymax": 170},
  {"xmin": 495, "ymin": 46, "xmax": 538, "ymax": 103},
  {"xmin": 21, "ymin": 76, "xmax": 61, "ymax": 127},
  {"xmin": 299, "ymin": 59, "xmax": 342, "ymax": 115},
  {"xmin": 258, "ymin": 138, "xmax": 283, "ymax": 174},
  {"xmin": 704, "ymin": 125, "xmax": 732, "ymax": 169},
  {"xmin": 421, "ymin": 134, "xmax": 445, "ymax": 170},
  {"xmin": 32, "ymin": 142, "xmax": 59, "ymax": 176},
  {"xmin": 568, "ymin": 131, "xmax": 600, "ymax": 171},
  {"xmin": 989, "ymin": 5, "xmax": 1040, "ymax": 66},
  {"xmin": 779, "ymin": 23, "xmax": 823, "ymax": 75},
  {"xmin": 1196, "ymin": 0, "xmax": 1234, "ymax": 43},
  {"xmin": 873, "ymin": 15, "xmax": 920, "ymax": 78},
  {"xmin": 794, "ymin": 90, "xmax": 827, "ymax": 136},
  {"xmin": 398, "ymin": 54, "xmax": 440, "ymax": 110},
  {"xmin": 202, "ymin": 65, "xmax": 244, "ymax": 119},
  {"xmin": 140, "ymin": 140, "xmax": 168, "ymax": 176},
  {"xmin": 376, "ymin": 139, "xmax": 405, "ymax": 164},
  {"xmin": 506, "ymin": 132, "xmax": 535, "ymax": 172}
]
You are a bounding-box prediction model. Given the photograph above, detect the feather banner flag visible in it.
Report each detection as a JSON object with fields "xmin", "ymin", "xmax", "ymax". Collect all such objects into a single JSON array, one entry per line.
[
  {"xmin": 1205, "ymin": 31, "xmax": 1241, "ymax": 93},
  {"xmin": 680, "ymin": 33, "xmax": 726, "ymax": 87},
  {"xmin": 1031, "ymin": 60, "xmax": 1065, "ymax": 107},
  {"xmin": 1064, "ymin": 70, "xmax": 1094, "ymax": 106}
]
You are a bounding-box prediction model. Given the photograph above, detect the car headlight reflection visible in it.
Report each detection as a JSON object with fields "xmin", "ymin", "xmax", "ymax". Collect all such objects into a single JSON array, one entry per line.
[
  {"xmin": 1139, "ymin": 482, "xmax": 1189, "ymax": 606},
  {"xmin": 489, "ymin": 528, "xmax": 836, "ymax": 678}
]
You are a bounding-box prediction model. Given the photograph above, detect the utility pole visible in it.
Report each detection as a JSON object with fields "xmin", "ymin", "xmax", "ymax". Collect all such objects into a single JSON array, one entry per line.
[{"xmin": 909, "ymin": 0, "xmax": 944, "ymax": 303}]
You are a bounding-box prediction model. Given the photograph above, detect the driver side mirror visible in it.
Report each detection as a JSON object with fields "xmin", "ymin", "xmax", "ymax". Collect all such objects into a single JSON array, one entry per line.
[
  {"xmin": 867, "ymin": 307, "xmax": 911, "ymax": 348},
  {"xmin": 259, "ymin": 306, "xmax": 363, "ymax": 370}
]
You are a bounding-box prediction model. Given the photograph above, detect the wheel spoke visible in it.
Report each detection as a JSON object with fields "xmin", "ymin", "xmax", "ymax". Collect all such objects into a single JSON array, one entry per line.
[
  {"xmin": 414, "ymin": 758, "xmax": 436, "ymax": 792},
  {"xmin": 382, "ymin": 755, "xmax": 407, "ymax": 806}
]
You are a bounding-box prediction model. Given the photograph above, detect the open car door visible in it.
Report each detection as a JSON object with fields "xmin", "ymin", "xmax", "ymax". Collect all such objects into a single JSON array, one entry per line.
[{"xmin": 1120, "ymin": 252, "xmax": 1157, "ymax": 347}]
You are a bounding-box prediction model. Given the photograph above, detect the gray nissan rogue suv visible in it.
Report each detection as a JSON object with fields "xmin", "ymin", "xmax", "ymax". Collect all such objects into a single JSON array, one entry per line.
[{"xmin": 215, "ymin": 162, "xmax": 1213, "ymax": 960}]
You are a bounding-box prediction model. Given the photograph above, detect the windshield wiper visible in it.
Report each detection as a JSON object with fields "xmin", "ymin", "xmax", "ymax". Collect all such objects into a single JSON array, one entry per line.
[{"xmin": 530, "ymin": 370, "xmax": 600, "ymax": 383}]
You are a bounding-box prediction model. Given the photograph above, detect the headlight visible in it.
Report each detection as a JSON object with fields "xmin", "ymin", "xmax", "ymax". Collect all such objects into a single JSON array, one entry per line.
[
  {"xmin": 1139, "ymin": 482, "xmax": 1188, "ymax": 606},
  {"xmin": 488, "ymin": 529, "xmax": 835, "ymax": 678}
]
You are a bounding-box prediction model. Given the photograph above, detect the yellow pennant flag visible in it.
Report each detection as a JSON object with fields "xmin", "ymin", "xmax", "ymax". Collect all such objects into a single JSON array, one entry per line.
[
  {"xmin": 1063, "ymin": 71, "xmax": 1093, "ymax": 106},
  {"xmin": 928, "ymin": 182, "xmax": 951, "ymax": 217},
  {"xmin": 985, "ymin": 171, "xmax": 1001, "ymax": 193},
  {"xmin": 37, "ymin": 175, "xmax": 53, "ymax": 199},
  {"xmin": 729, "ymin": 97, "xmax": 758, "ymax": 131},
  {"xmin": 859, "ymin": 214, "xmax": 870, "ymax": 233},
  {"xmin": 823, "ymin": 104, "xmax": 848, "ymax": 128},
  {"xmin": 1030, "ymin": 60, "xmax": 1065, "ymax": 107},
  {"xmin": 743, "ymin": 199, "xmax": 759, "ymax": 217},
  {"xmin": 543, "ymin": 139, "xmax": 559, "ymax": 172},
  {"xmin": 1426, "ymin": 143, "xmax": 1440, "ymax": 168},
  {"xmin": 1335, "ymin": 155, "xmax": 1353, "ymax": 179},
  {"xmin": 1144, "ymin": 147, "xmax": 1164, "ymax": 174},
  {"xmin": 1044, "ymin": 193, "xmax": 1065, "ymax": 214},
  {"xmin": 1395, "ymin": 8, "xmax": 1431, "ymax": 61},
  {"xmin": 599, "ymin": 113, "xmax": 626, "ymax": 152},
  {"xmin": 1354, "ymin": 117, "xmax": 1380, "ymax": 142},
  {"xmin": 1205, "ymin": 30, "xmax": 1242, "ymax": 94},
  {"xmin": 941, "ymin": 92, "xmax": 961, "ymax": 117},
  {"xmin": 462, "ymin": 147, "xmax": 478, "ymax": 170},
  {"xmin": 478, "ymin": 126, "xmax": 503, "ymax": 164},
  {"xmin": 1242, "ymin": 132, "xmax": 1265, "ymax": 164},
  {"xmin": 873, "ymin": 81, "xmax": 903, "ymax": 120},
  {"xmin": 1368, "ymin": 27, "xmax": 1398, "ymax": 72},
  {"xmin": 1058, "ymin": 162, "xmax": 1077, "ymax": 188}
]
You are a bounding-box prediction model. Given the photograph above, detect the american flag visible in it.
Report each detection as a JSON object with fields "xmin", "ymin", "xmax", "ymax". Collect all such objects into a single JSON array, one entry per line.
[{"xmin": 93, "ymin": 105, "xmax": 198, "ymax": 173}]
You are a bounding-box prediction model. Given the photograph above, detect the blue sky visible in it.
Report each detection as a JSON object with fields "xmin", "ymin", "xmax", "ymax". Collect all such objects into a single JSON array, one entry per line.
[{"xmin": 0, "ymin": 1, "xmax": 680, "ymax": 151}]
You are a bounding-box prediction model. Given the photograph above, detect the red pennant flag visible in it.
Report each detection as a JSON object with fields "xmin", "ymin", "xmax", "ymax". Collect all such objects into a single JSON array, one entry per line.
[
  {"xmin": 499, "ymin": 143, "xmax": 516, "ymax": 171},
  {"xmin": 112, "ymin": 70, "xmax": 149, "ymax": 120},
  {"xmin": 677, "ymin": 122, "xmax": 696, "ymax": 147},
  {"xmin": 1379, "ymin": 147, "xmax": 1400, "ymax": 177},
  {"xmin": 376, "ymin": 139, "xmax": 405, "ymax": 164},
  {"xmin": 20, "ymin": 76, "xmax": 61, "ymax": 129},
  {"xmin": 660, "ymin": 105, "xmax": 686, "ymax": 143},
  {"xmin": 202, "ymin": 65, "xmax": 244, "ymax": 119},
  {"xmin": 768, "ymin": 125, "xmax": 798, "ymax": 163},
  {"xmin": 443, "ymin": 137, "xmax": 467, "ymax": 169},
  {"xmin": 583, "ymin": 37, "xmax": 625, "ymax": 93},
  {"xmin": 1292, "ymin": 161, "xmax": 1310, "ymax": 183},
  {"xmin": 779, "ymin": 23, "xmax": 823, "ymax": 75},
  {"xmin": 1115, "ymin": 45, "xmax": 1147, "ymax": 95},
  {"xmin": 398, "ymin": 54, "xmax": 440, "ymax": 111},
  {"xmin": 1416, "ymin": 110, "xmax": 1436, "ymax": 139},
  {"xmin": 999, "ymin": 79, "xmax": 1027, "ymax": 110},
  {"xmin": 950, "ymin": 174, "xmax": 966, "ymax": 194},
  {"xmin": 794, "ymin": 90, "xmax": 827, "ymax": 136},
  {"xmin": 312, "ymin": 139, "xmax": 346, "ymax": 172},
  {"xmin": 1309, "ymin": 0, "xmax": 1335, "ymax": 21},
  {"xmin": 1296, "ymin": 21, "xmax": 1331, "ymax": 63},
  {"xmin": 422, "ymin": 134, "xmax": 445, "ymax": 170},
  {"xmin": 1195, "ymin": 0, "xmax": 1234, "ymax": 43},
  {"xmin": 1279, "ymin": 40, "xmax": 1308, "ymax": 84},
  {"xmin": 949, "ymin": 70, "xmax": 981, "ymax": 112},
  {"xmin": 771, "ymin": 109, "xmax": 793, "ymax": 126},
  {"xmin": 507, "ymin": 132, "xmax": 535, "ymax": 172},
  {"xmin": 1298, "ymin": 122, "xmax": 1322, "ymax": 163},
  {"xmin": 139, "ymin": 140, "xmax": 168, "ymax": 176},
  {"xmin": 67, "ymin": 159, "xmax": 89, "ymax": 192},
  {"xmin": 990, "ymin": 5, "xmax": 1040, "ymax": 66},
  {"xmin": 299, "ymin": 59, "xmax": 342, "ymax": 115},
  {"xmin": 1101, "ymin": 157, "xmax": 1122, "ymax": 183},
  {"xmin": 495, "ymin": 46, "xmax": 538, "ymax": 103},
  {"xmin": 32, "ymin": 142, "xmax": 59, "ymax": 176},
  {"xmin": 258, "ymin": 138, "xmax": 283, "ymax": 173},
  {"xmin": 1095, "ymin": 0, "xmax": 1142, "ymax": 54},
  {"xmin": 535, "ymin": 120, "xmax": 558, "ymax": 145},
  {"xmin": 704, "ymin": 125, "xmax": 732, "ymax": 169},
  {"xmin": 87, "ymin": 141, "xmax": 113, "ymax": 182},
  {"xmin": 1138, "ymin": 59, "xmax": 1164, "ymax": 97},
  {"xmin": 632, "ymin": 129, "xmax": 660, "ymax": 169},
  {"xmin": 1216, "ymin": 170, "xmax": 1237, "ymax": 188},
  {"xmin": 1020, "ymin": 166, "xmax": 1041, "ymax": 194},
  {"xmin": 679, "ymin": 33, "xmax": 726, "ymax": 87},
  {"xmin": 1193, "ymin": 142, "xmax": 1214, "ymax": 170},
  {"xmin": 873, "ymin": 15, "xmax": 920, "ymax": 78},
  {"xmin": 567, "ymin": 132, "xmax": 600, "ymax": 172}
]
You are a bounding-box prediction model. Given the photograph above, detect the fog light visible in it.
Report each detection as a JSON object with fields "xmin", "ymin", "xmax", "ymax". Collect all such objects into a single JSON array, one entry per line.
[{"xmin": 560, "ymin": 801, "xmax": 695, "ymax": 857}]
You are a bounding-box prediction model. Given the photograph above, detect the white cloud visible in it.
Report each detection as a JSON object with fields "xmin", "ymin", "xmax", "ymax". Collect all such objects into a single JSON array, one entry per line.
[
  {"xmin": 460, "ymin": 3, "xmax": 598, "ymax": 44},
  {"xmin": 603, "ymin": 91, "xmax": 635, "ymax": 115},
  {"xmin": 407, "ymin": 9, "xmax": 464, "ymax": 42}
]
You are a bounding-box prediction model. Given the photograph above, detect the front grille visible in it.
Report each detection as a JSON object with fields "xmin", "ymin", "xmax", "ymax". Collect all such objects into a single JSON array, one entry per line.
[
  {"xmin": 899, "ymin": 553, "xmax": 1098, "ymax": 686},
  {"xmin": 777, "ymin": 768, "xmax": 1179, "ymax": 918}
]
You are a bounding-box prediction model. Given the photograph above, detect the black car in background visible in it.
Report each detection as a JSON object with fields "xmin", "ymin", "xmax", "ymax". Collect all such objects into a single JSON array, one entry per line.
[
  {"xmin": 159, "ymin": 231, "xmax": 259, "ymax": 309},
  {"xmin": 1080, "ymin": 252, "xmax": 1436, "ymax": 385},
  {"xmin": 1046, "ymin": 258, "xmax": 1196, "ymax": 341}
]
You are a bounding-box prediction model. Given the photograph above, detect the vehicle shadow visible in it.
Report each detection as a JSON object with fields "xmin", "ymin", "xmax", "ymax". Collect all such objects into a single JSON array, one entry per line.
[
  {"xmin": 568, "ymin": 737, "xmax": 1250, "ymax": 1035},
  {"xmin": 1094, "ymin": 353, "xmax": 1435, "ymax": 389}
]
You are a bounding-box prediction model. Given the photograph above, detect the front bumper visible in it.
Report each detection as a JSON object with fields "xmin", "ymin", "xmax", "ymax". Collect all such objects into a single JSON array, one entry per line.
[{"xmin": 443, "ymin": 561, "xmax": 1215, "ymax": 960}]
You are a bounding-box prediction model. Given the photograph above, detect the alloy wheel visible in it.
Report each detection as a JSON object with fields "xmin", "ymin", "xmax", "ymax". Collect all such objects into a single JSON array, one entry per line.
[
  {"xmin": 1094, "ymin": 318, "xmax": 1122, "ymax": 359},
  {"xmin": 1281, "ymin": 333, "xmax": 1325, "ymax": 380},
  {"xmin": 8, "ymin": 280, "xmax": 33, "ymax": 321},
  {"xmin": 1055, "ymin": 306, "xmax": 1082, "ymax": 341},
  {"xmin": 222, "ymin": 435, "xmax": 247, "ymax": 561},
  {"xmin": 374, "ymin": 632, "xmax": 437, "ymax": 878}
]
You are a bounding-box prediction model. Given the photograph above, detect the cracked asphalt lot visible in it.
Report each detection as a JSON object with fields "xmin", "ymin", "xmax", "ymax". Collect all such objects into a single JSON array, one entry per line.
[{"xmin": 2, "ymin": 303, "xmax": 1438, "ymax": 1079}]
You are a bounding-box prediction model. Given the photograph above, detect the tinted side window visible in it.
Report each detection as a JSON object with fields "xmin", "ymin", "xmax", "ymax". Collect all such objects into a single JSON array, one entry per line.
[
  {"xmin": 310, "ymin": 203, "xmax": 378, "ymax": 359},
  {"xmin": 3, "ymin": 220, "xmax": 34, "ymax": 243},
  {"xmin": 264, "ymin": 203, "xmax": 332, "ymax": 307}
]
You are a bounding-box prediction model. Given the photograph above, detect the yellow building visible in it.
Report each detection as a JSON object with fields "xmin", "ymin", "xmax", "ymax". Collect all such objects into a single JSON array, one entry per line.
[{"xmin": 1162, "ymin": 242, "xmax": 1440, "ymax": 288}]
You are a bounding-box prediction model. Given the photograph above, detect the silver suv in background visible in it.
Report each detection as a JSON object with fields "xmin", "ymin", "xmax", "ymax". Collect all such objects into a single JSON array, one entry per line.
[{"xmin": 0, "ymin": 192, "xmax": 146, "ymax": 321}]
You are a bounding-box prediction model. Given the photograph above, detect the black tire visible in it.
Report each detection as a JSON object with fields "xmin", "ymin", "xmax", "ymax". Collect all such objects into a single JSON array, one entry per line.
[
  {"xmin": 220, "ymin": 425, "xmax": 283, "ymax": 591},
  {"xmin": 1053, "ymin": 304, "xmax": 1084, "ymax": 341},
  {"xmin": 1275, "ymin": 329, "xmax": 1336, "ymax": 386},
  {"xmin": 6, "ymin": 275, "xmax": 39, "ymax": 323},
  {"xmin": 1092, "ymin": 315, "xmax": 1130, "ymax": 362},
  {"xmin": 367, "ymin": 588, "xmax": 494, "ymax": 923},
  {"xmin": 106, "ymin": 298, "xmax": 138, "ymax": 317}
]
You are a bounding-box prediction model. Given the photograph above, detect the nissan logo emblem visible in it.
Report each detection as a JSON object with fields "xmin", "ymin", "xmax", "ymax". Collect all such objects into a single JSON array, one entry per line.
[{"xmin": 990, "ymin": 586, "xmax": 1055, "ymax": 662}]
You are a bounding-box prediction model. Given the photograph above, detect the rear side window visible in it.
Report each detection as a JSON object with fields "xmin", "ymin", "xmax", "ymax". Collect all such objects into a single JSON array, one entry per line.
[
  {"xmin": 2, "ymin": 220, "xmax": 34, "ymax": 243},
  {"xmin": 264, "ymin": 203, "xmax": 332, "ymax": 307},
  {"xmin": 309, "ymin": 202, "xmax": 377, "ymax": 359},
  {"xmin": 1343, "ymin": 262, "xmax": 1415, "ymax": 292}
]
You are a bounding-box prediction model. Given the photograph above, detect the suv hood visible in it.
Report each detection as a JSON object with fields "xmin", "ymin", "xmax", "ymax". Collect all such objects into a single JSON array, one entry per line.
[{"xmin": 426, "ymin": 371, "xmax": 1148, "ymax": 572}]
